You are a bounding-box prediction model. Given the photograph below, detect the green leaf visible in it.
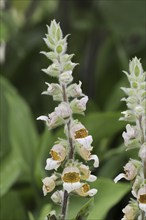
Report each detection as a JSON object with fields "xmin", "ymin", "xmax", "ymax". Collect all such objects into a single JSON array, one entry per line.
[
  {"xmin": 38, "ymin": 204, "xmax": 52, "ymax": 220},
  {"xmin": 74, "ymin": 198, "xmax": 94, "ymax": 220},
  {"xmin": 0, "ymin": 76, "xmax": 38, "ymax": 195},
  {"xmin": 89, "ymin": 177, "xmax": 130, "ymax": 220},
  {"xmin": 1, "ymin": 191, "xmax": 28, "ymax": 220},
  {"xmin": 28, "ymin": 212, "xmax": 35, "ymax": 220},
  {"xmin": 0, "ymin": 151, "xmax": 22, "ymax": 197}
]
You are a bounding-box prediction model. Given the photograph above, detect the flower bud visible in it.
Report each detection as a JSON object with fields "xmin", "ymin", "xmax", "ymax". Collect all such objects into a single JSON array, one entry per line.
[
  {"xmin": 139, "ymin": 143, "xmax": 146, "ymax": 161},
  {"xmin": 67, "ymin": 81, "xmax": 84, "ymax": 98},
  {"xmin": 51, "ymin": 190, "xmax": 63, "ymax": 205},
  {"xmin": 122, "ymin": 204, "xmax": 137, "ymax": 220},
  {"xmin": 42, "ymin": 83, "xmax": 62, "ymax": 101},
  {"xmin": 70, "ymin": 96, "xmax": 88, "ymax": 115},
  {"xmin": 129, "ymin": 57, "xmax": 143, "ymax": 77},
  {"xmin": 134, "ymin": 105, "xmax": 145, "ymax": 116},
  {"xmin": 42, "ymin": 63, "xmax": 60, "ymax": 77},
  {"xmin": 59, "ymin": 71, "xmax": 73, "ymax": 84},
  {"xmin": 42, "ymin": 176, "xmax": 56, "ymax": 196},
  {"xmin": 122, "ymin": 124, "xmax": 136, "ymax": 144},
  {"xmin": 114, "ymin": 160, "xmax": 140, "ymax": 183}
]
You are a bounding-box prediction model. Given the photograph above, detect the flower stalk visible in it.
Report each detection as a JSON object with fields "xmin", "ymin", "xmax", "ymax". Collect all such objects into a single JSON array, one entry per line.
[
  {"xmin": 37, "ymin": 20, "xmax": 99, "ymax": 220},
  {"xmin": 114, "ymin": 57, "xmax": 146, "ymax": 220}
]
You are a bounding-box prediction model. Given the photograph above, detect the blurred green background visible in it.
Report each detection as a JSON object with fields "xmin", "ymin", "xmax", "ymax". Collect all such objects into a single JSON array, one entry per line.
[{"xmin": 0, "ymin": 0, "xmax": 146, "ymax": 219}]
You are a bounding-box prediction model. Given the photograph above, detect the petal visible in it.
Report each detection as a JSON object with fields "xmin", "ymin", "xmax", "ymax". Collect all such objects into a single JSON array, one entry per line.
[
  {"xmin": 42, "ymin": 185, "xmax": 47, "ymax": 196},
  {"xmin": 139, "ymin": 203, "xmax": 146, "ymax": 214},
  {"xmin": 45, "ymin": 158, "xmax": 60, "ymax": 170},
  {"xmin": 63, "ymin": 182, "xmax": 82, "ymax": 193},
  {"xmin": 89, "ymin": 154, "xmax": 99, "ymax": 167},
  {"xmin": 88, "ymin": 188, "xmax": 98, "ymax": 197},
  {"xmin": 76, "ymin": 135, "xmax": 93, "ymax": 149},
  {"xmin": 114, "ymin": 173, "xmax": 126, "ymax": 183},
  {"xmin": 87, "ymin": 174, "xmax": 97, "ymax": 182},
  {"xmin": 37, "ymin": 116, "xmax": 48, "ymax": 121}
]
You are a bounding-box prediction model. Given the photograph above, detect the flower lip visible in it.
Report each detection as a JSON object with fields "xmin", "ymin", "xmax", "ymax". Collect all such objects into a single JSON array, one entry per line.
[
  {"xmin": 75, "ymin": 183, "xmax": 97, "ymax": 197},
  {"xmin": 139, "ymin": 194, "xmax": 146, "ymax": 204},
  {"xmin": 62, "ymin": 172, "xmax": 80, "ymax": 183},
  {"xmin": 51, "ymin": 150, "xmax": 61, "ymax": 160},
  {"xmin": 82, "ymin": 183, "xmax": 90, "ymax": 193},
  {"xmin": 75, "ymin": 128, "xmax": 88, "ymax": 139}
]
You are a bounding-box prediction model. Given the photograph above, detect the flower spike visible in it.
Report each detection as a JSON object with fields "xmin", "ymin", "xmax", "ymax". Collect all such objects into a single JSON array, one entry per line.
[{"xmin": 37, "ymin": 20, "xmax": 99, "ymax": 220}]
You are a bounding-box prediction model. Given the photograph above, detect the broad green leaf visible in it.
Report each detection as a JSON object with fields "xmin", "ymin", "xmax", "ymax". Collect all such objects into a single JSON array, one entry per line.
[
  {"xmin": 0, "ymin": 76, "xmax": 38, "ymax": 194},
  {"xmin": 1, "ymin": 191, "xmax": 28, "ymax": 220},
  {"xmin": 0, "ymin": 150, "xmax": 22, "ymax": 197},
  {"xmin": 38, "ymin": 204, "xmax": 52, "ymax": 220},
  {"xmin": 89, "ymin": 177, "xmax": 130, "ymax": 220},
  {"xmin": 28, "ymin": 212, "xmax": 35, "ymax": 220},
  {"xmin": 74, "ymin": 198, "xmax": 94, "ymax": 220}
]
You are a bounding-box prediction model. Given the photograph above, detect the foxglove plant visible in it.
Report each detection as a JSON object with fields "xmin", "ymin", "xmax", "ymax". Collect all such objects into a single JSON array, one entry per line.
[
  {"xmin": 114, "ymin": 57, "xmax": 146, "ymax": 220},
  {"xmin": 37, "ymin": 20, "xmax": 99, "ymax": 220}
]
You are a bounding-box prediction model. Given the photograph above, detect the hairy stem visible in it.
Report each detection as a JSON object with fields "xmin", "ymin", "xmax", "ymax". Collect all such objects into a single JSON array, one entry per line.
[
  {"xmin": 61, "ymin": 84, "xmax": 74, "ymax": 220},
  {"xmin": 138, "ymin": 116, "xmax": 146, "ymax": 178}
]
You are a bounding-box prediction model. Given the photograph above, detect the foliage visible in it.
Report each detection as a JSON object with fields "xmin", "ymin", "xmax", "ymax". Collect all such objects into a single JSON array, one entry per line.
[{"xmin": 0, "ymin": 0, "xmax": 145, "ymax": 220}]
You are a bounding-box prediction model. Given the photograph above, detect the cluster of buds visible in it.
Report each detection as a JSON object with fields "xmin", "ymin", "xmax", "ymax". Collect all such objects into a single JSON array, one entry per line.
[
  {"xmin": 114, "ymin": 57, "xmax": 146, "ymax": 219},
  {"xmin": 37, "ymin": 20, "xmax": 99, "ymax": 219}
]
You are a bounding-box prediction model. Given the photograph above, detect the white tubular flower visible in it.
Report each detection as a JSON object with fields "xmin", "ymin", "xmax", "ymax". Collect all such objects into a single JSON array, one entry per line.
[
  {"xmin": 77, "ymin": 146, "xmax": 99, "ymax": 168},
  {"xmin": 122, "ymin": 124, "xmax": 136, "ymax": 145},
  {"xmin": 122, "ymin": 204, "xmax": 137, "ymax": 220},
  {"xmin": 75, "ymin": 183, "xmax": 97, "ymax": 197},
  {"xmin": 68, "ymin": 120, "xmax": 87, "ymax": 140},
  {"xmin": 45, "ymin": 144, "xmax": 66, "ymax": 171},
  {"xmin": 70, "ymin": 96, "xmax": 88, "ymax": 115},
  {"xmin": 62, "ymin": 166, "xmax": 82, "ymax": 193},
  {"xmin": 67, "ymin": 81, "xmax": 84, "ymax": 98},
  {"xmin": 137, "ymin": 185, "xmax": 146, "ymax": 214},
  {"xmin": 42, "ymin": 176, "xmax": 56, "ymax": 196},
  {"xmin": 75, "ymin": 135, "xmax": 93, "ymax": 150},
  {"xmin": 45, "ymin": 158, "xmax": 60, "ymax": 171},
  {"xmin": 51, "ymin": 190, "xmax": 63, "ymax": 205},
  {"xmin": 39, "ymin": 102, "xmax": 71, "ymax": 129},
  {"xmin": 42, "ymin": 82, "xmax": 62, "ymax": 101},
  {"xmin": 48, "ymin": 111, "xmax": 64, "ymax": 129},
  {"xmin": 59, "ymin": 71, "xmax": 73, "ymax": 85},
  {"xmin": 114, "ymin": 160, "xmax": 139, "ymax": 183},
  {"xmin": 79, "ymin": 164, "xmax": 97, "ymax": 182}
]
